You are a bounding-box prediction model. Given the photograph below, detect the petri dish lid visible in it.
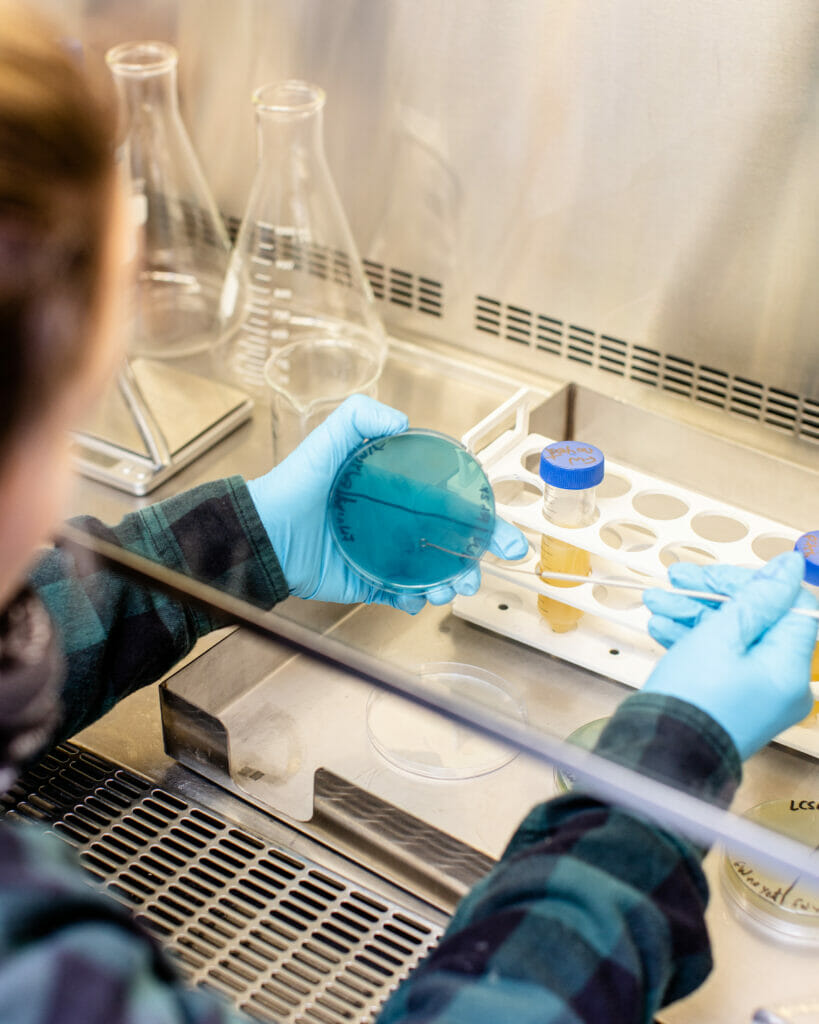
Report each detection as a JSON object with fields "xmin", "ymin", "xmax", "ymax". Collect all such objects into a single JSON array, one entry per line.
[
  {"xmin": 366, "ymin": 662, "xmax": 525, "ymax": 780},
  {"xmin": 721, "ymin": 799, "xmax": 819, "ymax": 945},
  {"xmin": 328, "ymin": 429, "xmax": 495, "ymax": 593}
]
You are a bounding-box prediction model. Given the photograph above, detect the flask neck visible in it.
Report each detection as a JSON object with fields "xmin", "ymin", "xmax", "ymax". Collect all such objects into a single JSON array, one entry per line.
[
  {"xmin": 253, "ymin": 81, "xmax": 327, "ymax": 167},
  {"xmin": 107, "ymin": 41, "xmax": 181, "ymax": 118}
]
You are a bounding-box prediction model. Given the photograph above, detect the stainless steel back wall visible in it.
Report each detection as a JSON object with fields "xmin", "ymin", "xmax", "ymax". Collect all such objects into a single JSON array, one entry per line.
[{"xmin": 47, "ymin": 0, "xmax": 819, "ymax": 428}]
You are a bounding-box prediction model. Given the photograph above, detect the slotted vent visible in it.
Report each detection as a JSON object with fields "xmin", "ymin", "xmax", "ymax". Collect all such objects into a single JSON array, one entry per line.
[
  {"xmin": 2, "ymin": 745, "xmax": 442, "ymax": 1023},
  {"xmin": 364, "ymin": 260, "xmax": 443, "ymax": 318},
  {"xmin": 474, "ymin": 295, "xmax": 818, "ymax": 444}
]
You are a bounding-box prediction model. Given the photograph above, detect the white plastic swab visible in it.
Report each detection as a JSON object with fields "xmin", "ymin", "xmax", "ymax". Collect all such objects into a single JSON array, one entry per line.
[
  {"xmin": 479, "ymin": 561, "xmax": 819, "ymax": 621},
  {"xmin": 418, "ymin": 537, "xmax": 819, "ymax": 620}
]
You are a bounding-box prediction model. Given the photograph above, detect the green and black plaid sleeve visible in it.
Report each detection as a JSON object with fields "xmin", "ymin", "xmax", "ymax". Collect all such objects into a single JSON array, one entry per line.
[
  {"xmin": 0, "ymin": 821, "xmax": 246, "ymax": 1022},
  {"xmin": 29, "ymin": 476, "xmax": 289, "ymax": 744},
  {"xmin": 8, "ymin": 476, "xmax": 742, "ymax": 1024},
  {"xmin": 377, "ymin": 692, "xmax": 742, "ymax": 1024},
  {"xmin": 0, "ymin": 475, "xmax": 288, "ymax": 1022}
]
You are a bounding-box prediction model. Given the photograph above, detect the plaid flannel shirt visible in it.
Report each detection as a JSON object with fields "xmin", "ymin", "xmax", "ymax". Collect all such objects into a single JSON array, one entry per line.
[{"xmin": 0, "ymin": 477, "xmax": 740, "ymax": 1023}]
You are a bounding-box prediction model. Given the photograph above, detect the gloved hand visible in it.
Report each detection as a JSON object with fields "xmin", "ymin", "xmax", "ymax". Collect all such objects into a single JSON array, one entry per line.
[
  {"xmin": 641, "ymin": 552, "xmax": 818, "ymax": 759},
  {"xmin": 247, "ymin": 395, "xmax": 528, "ymax": 614}
]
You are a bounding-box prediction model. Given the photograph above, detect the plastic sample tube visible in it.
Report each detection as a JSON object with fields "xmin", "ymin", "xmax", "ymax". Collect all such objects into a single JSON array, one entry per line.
[
  {"xmin": 537, "ymin": 441, "xmax": 605, "ymax": 632},
  {"xmin": 795, "ymin": 530, "xmax": 819, "ymax": 724}
]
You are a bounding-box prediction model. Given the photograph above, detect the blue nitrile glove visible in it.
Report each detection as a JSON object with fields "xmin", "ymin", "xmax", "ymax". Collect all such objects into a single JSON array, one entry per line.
[
  {"xmin": 247, "ymin": 395, "xmax": 528, "ymax": 614},
  {"xmin": 641, "ymin": 552, "xmax": 818, "ymax": 759}
]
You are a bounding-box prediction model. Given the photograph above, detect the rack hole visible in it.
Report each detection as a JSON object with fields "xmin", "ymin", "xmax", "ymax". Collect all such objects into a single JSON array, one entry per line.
[
  {"xmin": 632, "ymin": 491, "xmax": 688, "ymax": 521},
  {"xmin": 659, "ymin": 544, "xmax": 717, "ymax": 567},
  {"xmin": 597, "ymin": 474, "xmax": 631, "ymax": 499},
  {"xmin": 599, "ymin": 521, "xmax": 658, "ymax": 553},
  {"xmin": 592, "ymin": 584, "xmax": 643, "ymax": 611},
  {"xmin": 751, "ymin": 534, "xmax": 795, "ymax": 562},
  {"xmin": 492, "ymin": 478, "xmax": 541, "ymax": 507},
  {"xmin": 690, "ymin": 512, "xmax": 748, "ymax": 543},
  {"xmin": 521, "ymin": 448, "xmax": 544, "ymax": 474},
  {"xmin": 482, "ymin": 531, "xmax": 537, "ymax": 570}
]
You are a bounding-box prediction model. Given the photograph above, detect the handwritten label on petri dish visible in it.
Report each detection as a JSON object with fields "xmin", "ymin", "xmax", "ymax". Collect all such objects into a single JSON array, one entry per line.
[
  {"xmin": 724, "ymin": 799, "xmax": 819, "ymax": 927},
  {"xmin": 730, "ymin": 858, "xmax": 819, "ymax": 914}
]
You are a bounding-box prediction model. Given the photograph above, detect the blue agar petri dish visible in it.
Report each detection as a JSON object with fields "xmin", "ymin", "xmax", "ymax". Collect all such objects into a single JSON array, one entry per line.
[{"xmin": 328, "ymin": 429, "xmax": 495, "ymax": 594}]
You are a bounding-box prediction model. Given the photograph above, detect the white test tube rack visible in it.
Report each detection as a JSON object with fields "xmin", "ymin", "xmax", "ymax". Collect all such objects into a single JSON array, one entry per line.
[{"xmin": 452, "ymin": 389, "xmax": 819, "ymax": 758}]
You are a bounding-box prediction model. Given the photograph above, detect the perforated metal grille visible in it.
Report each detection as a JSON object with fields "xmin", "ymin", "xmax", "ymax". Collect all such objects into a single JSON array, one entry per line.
[
  {"xmin": 1, "ymin": 744, "xmax": 442, "ymax": 1023},
  {"xmin": 474, "ymin": 294, "xmax": 819, "ymax": 445}
]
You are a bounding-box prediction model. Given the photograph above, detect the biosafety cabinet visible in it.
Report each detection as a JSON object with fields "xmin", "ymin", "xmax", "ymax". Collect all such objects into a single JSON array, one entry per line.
[{"xmin": 17, "ymin": 2, "xmax": 819, "ymax": 1022}]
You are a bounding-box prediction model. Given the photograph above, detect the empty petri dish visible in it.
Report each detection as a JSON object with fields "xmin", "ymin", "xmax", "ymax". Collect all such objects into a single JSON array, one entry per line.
[
  {"xmin": 722, "ymin": 799, "xmax": 819, "ymax": 945},
  {"xmin": 366, "ymin": 663, "xmax": 525, "ymax": 780},
  {"xmin": 328, "ymin": 429, "xmax": 495, "ymax": 593}
]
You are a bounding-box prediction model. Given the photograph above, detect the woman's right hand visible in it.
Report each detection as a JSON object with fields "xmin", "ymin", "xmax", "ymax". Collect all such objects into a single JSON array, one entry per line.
[{"xmin": 642, "ymin": 552, "xmax": 817, "ymax": 759}]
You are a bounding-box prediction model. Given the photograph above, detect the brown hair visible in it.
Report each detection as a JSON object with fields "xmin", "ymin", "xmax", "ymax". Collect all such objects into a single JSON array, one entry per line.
[{"xmin": 0, "ymin": 1, "xmax": 116, "ymax": 449}]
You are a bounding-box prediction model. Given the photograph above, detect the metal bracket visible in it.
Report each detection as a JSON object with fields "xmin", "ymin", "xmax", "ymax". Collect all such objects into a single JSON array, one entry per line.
[{"xmin": 71, "ymin": 357, "xmax": 253, "ymax": 495}]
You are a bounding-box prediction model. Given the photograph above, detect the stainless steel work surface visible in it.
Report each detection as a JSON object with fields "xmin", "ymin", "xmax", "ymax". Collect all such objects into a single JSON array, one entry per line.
[{"xmin": 67, "ymin": 338, "xmax": 819, "ymax": 1023}]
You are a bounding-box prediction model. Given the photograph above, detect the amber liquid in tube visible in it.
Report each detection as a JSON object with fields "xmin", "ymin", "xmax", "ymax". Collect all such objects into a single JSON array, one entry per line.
[
  {"xmin": 537, "ymin": 479, "xmax": 597, "ymax": 633},
  {"xmin": 538, "ymin": 536, "xmax": 590, "ymax": 632}
]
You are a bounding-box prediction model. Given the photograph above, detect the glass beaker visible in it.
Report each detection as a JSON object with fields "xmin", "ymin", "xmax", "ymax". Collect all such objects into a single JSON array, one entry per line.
[
  {"xmin": 264, "ymin": 330, "xmax": 383, "ymax": 463},
  {"xmin": 217, "ymin": 81, "xmax": 386, "ymax": 397},
  {"xmin": 106, "ymin": 41, "xmax": 230, "ymax": 360}
]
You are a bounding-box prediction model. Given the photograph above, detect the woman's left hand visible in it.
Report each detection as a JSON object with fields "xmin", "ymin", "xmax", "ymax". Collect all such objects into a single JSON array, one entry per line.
[{"xmin": 247, "ymin": 395, "xmax": 527, "ymax": 613}]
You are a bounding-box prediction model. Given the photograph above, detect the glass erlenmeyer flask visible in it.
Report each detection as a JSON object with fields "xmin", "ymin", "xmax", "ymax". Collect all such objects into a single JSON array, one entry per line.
[
  {"xmin": 107, "ymin": 41, "xmax": 230, "ymax": 359},
  {"xmin": 217, "ymin": 81, "xmax": 386, "ymax": 397}
]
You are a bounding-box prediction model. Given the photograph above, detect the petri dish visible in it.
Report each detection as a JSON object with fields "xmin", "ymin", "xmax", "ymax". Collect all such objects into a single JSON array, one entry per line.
[
  {"xmin": 328, "ymin": 429, "xmax": 495, "ymax": 593},
  {"xmin": 366, "ymin": 662, "xmax": 525, "ymax": 780},
  {"xmin": 553, "ymin": 717, "xmax": 610, "ymax": 793},
  {"xmin": 722, "ymin": 799, "xmax": 819, "ymax": 945}
]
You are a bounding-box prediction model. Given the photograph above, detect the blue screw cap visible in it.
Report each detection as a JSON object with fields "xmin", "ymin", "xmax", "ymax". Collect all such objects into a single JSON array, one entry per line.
[
  {"xmin": 795, "ymin": 531, "xmax": 819, "ymax": 586},
  {"xmin": 539, "ymin": 441, "xmax": 605, "ymax": 491}
]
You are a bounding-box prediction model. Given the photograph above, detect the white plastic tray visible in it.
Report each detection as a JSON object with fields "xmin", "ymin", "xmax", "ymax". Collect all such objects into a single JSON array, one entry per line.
[{"xmin": 452, "ymin": 388, "xmax": 819, "ymax": 758}]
